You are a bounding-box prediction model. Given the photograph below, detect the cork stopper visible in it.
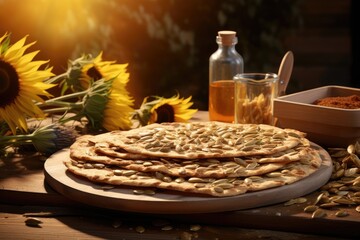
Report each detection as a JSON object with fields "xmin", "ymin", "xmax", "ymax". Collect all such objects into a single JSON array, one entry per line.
[{"xmin": 217, "ymin": 31, "xmax": 237, "ymax": 46}]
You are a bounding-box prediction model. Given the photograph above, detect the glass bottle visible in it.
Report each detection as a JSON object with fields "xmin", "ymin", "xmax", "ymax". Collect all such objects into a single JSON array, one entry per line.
[{"xmin": 209, "ymin": 30, "xmax": 244, "ymax": 123}]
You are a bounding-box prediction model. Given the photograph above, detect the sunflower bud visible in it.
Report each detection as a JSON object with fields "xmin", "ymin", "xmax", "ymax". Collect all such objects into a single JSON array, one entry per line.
[
  {"xmin": 81, "ymin": 78, "xmax": 111, "ymax": 130},
  {"xmin": 31, "ymin": 123, "xmax": 79, "ymax": 156}
]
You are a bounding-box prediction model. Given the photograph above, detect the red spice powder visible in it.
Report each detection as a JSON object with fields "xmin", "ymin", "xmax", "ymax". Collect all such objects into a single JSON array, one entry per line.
[{"xmin": 313, "ymin": 95, "xmax": 360, "ymax": 109}]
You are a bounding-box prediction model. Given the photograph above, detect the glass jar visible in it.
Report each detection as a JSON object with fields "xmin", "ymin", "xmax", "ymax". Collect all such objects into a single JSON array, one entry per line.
[
  {"xmin": 234, "ymin": 73, "xmax": 278, "ymax": 125},
  {"xmin": 209, "ymin": 31, "xmax": 244, "ymax": 123}
]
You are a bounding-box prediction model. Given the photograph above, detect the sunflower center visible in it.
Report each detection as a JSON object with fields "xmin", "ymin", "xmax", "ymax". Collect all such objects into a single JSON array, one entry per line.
[
  {"xmin": 155, "ymin": 104, "xmax": 175, "ymax": 123},
  {"xmin": 87, "ymin": 66, "xmax": 103, "ymax": 81},
  {"xmin": 0, "ymin": 60, "xmax": 20, "ymax": 108}
]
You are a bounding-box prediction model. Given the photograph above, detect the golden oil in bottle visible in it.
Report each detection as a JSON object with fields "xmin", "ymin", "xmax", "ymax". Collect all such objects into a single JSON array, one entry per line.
[
  {"xmin": 209, "ymin": 80, "xmax": 235, "ymax": 122},
  {"xmin": 209, "ymin": 31, "xmax": 243, "ymax": 122}
]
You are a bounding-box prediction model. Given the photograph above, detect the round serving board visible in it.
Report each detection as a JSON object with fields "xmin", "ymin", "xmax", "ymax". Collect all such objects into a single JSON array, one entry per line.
[{"xmin": 44, "ymin": 143, "xmax": 333, "ymax": 214}]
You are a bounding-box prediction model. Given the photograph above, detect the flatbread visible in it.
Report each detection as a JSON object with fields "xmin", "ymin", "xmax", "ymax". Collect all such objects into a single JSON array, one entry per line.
[
  {"xmin": 100, "ymin": 122, "xmax": 308, "ymax": 159},
  {"xmin": 64, "ymin": 148, "xmax": 321, "ymax": 197},
  {"xmin": 246, "ymin": 150, "xmax": 322, "ymax": 191},
  {"xmin": 64, "ymin": 159, "xmax": 248, "ymax": 197},
  {"xmin": 70, "ymin": 135, "xmax": 149, "ymax": 161},
  {"xmin": 63, "ymin": 121, "xmax": 322, "ymax": 198},
  {"xmin": 69, "ymin": 135, "xmax": 316, "ymax": 179}
]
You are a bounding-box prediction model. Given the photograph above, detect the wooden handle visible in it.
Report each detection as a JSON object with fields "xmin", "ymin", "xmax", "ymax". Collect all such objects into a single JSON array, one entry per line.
[{"xmin": 278, "ymin": 51, "xmax": 294, "ymax": 96}]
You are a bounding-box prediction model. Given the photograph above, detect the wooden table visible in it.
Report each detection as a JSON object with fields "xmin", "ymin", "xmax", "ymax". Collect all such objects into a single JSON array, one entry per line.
[{"xmin": 0, "ymin": 111, "xmax": 359, "ymax": 240}]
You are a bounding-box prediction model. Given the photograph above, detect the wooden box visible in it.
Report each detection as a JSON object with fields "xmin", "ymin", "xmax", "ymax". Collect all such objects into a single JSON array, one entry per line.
[{"xmin": 274, "ymin": 85, "xmax": 360, "ymax": 147}]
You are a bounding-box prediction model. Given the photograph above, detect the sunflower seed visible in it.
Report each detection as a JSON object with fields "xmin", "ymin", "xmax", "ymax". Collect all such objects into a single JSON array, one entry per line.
[
  {"xmin": 188, "ymin": 177, "xmax": 207, "ymax": 183},
  {"xmin": 216, "ymin": 183, "xmax": 234, "ymax": 189},
  {"xmin": 113, "ymin": 169, "xmax": 123, "ymax": 176},
  {"xmin": 160, "ymin": 146, "xmax": 171, "ymax": 153},
  {"xmin": 336, "ymin": 190, "xmax": 349, "ymax": 196},
  {"xmin": 161, "ymin": 225, "xmax": 173, "ymax": 231},
  {"xmin": 162, "ymin": 176, "xmax": 172, "ymax": 182},
  {"xmin": 223, "ymin": 162, "xmax": 239, "ymax": 168},
  {"xmin": 319, "ymin": 202, "xmax": 340, "ymax": 208},
  {"xmin": 84, "ymin": 163, "xmax": 94, "ymax": 169},
  {"xmin": 345, "ymin": 168, "xmax": 358, "ymax": 177},
  {"xmin": 112, "ymin": 220, "xmax": 122, "ymax": 228},
  {"xmin": 288, "ymin": 131, "xmax": 302, "ymax": 138},
  {"xmin": 353, "ymin": 179, "xmax": 360, "ymax": 186},
  {"xmin": 135, "ymin": 226, "xmax": 145, "ymax": 233},
  {"xmin": 101, "ymin": 185, "xmax": 115, "ymax": 190},
  {"xmin": 356, "ymin": 205, "xmax": 360, "ymax": 212},
  {"xmin": 144, "ymin": 189, "xmax": 156, "ymax": 195},
  {"xmin": 184, "ymin": 164, "xmax": 198, "ymax": 170},
  {"xmin": 213, "ymin": 186, "xmax": 224, "ymax": 193},
  {"xmin": 133, "ymin": 189, "xmax": 144, "ymax": 195},
  {"xmin": 335, "ymin": 210, "xmax": 349, "ymax": 217},
  {"xmin": 122, "ymin": 170, "xmax": 137, "ymax": 176},
  {"xmin": 194, "ymin": 183, "xmax": 206, "ymax": 188},
  {"xmin": 350, "ymin": 197, "xmax": 360, "ymax": 204},
  {"xmin": 190, "ymin": 224, "xmax": 201, "ymax": 231},
  {"xmin": 175, "ymin": 177, "xmax": 185, "ymax": 183},
  {"xmin": 347, "ymin": 144, "xmax": 355, "ymax": 154},
  {"xmin": 233, "ymin": 157, "xmax": 247, "ymax": 166},
  {"xmin": 304, "ymin": 205, "xmax": 318, "ymax": 213},
  {"xmin": 349, "ymin": 154, "xmax": 360, "ymax": 168},
  {"xmin": 241, "ymin": 146, "xmax": 254, "ymax": 151},
  {"xmin": 311, "ymin": 209, "xmax": 327, "ymax": 218},
  {"xmin": 142, "ymin": 162, "xmax": 153, "ymax": 166},
  {"xmin": 212, "ymin": 179, "xmax": 230, "ymax": 185},
  {"xmin": 246, "ymin": 162, "xmax": 258, "ymax": 169},
  {"xmin": 266, "ymin": 172, "xmax": 282, "ymax": 178},
  {"xmin": 331, "ymin": 150, "xmax": 348, "ymax": 158},
  {"xmin": 155, "ymin": 172, "xmax": 164, "ymax": 179},
  {"xmin": 332, "ymin": 197, "xmax": 356, "ymax": 205},
  {"xmin": 25, "ymin": 217, "xmax": 43, "ymax": 227},
  {"xmin": 314, "ymin": 192, "xmax": 329, "ymax": 205},
  {"xmin": 284, "ymin": 197, "xmax": 307, "ymax": 206},
  {"xmin": 244, "ymin": 178, "xmax": 252, "ymax": 185}
]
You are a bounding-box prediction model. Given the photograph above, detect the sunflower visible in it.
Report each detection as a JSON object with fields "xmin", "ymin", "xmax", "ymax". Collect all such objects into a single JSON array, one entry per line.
[
  {"xmin": 77, "ymin": 52, "xmax": 134, "ymax": 130},
  {"xmin": 133, "ymin": 94, "xmax": 197, "ymax": 126},
  {"xmin": 80, "ymin": 77, "xmax": 134, "ymax": 131},
  {"xmin": 35, "ymin": 51, "xmax": 134, "ymax": 131},
  {"xmin": 0, "ymin": 33, "xmax": 55, "ymax": 134},
  {"xmin": 77, "ymin": 52, "xmax": 129, "ymax": 90}
]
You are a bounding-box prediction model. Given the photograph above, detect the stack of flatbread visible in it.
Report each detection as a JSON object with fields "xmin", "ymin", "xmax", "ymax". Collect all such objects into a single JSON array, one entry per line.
[{"xmin": 64, "ymin": 122, "xmax": 322, "ymax": 197}]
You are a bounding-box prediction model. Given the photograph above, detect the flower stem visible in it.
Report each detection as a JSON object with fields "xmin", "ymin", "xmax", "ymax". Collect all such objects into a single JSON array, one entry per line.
[
  {"xmin": 43, "ymin": 107, "xmax": 74, "ymax": 114},
  {"xmin": 49, "ymin": 90, "xmax": 87, "ymax": 101},
  {"xmin": 36, "ymin": 91, "xmax": 86, "ymax": 108},
  {"xmin": 38, "ymin": 100, "xmax": 82, "ymax": 109},
  {"xmin": 45, "ymin": 72, "xmax": 68, "ymax": 84},
  {"xmin": 0, "ymin": 133, "xmax": 34, "ymax": 143}
]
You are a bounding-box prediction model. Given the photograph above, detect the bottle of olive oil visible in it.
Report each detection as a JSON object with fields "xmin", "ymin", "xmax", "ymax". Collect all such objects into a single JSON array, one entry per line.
[{"xmin": 209, "ymin": 31, "xmax": 244, "ymax": 122}]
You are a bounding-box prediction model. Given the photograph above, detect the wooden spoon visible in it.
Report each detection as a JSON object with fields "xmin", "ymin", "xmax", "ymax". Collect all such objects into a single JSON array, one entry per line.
[{"xmin": 277, "ymin": 51, "xmax": 294, "ymax": 96}]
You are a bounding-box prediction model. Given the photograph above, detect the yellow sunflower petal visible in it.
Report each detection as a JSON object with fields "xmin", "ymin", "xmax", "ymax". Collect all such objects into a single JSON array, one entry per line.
[
  {"xmin": 5, "ymin": 40, "xmax": 36, "ymax": 62},
  {"xmin": 0, "ymin": 33, "xmax": 9, "ymax": 43},
  {"xmin": 16, "ymin": 51, "xmax": 40, "ymax": 66}
]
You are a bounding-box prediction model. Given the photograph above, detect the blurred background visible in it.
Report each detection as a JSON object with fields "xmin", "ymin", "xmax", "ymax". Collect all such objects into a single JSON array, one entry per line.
[{"xmin": 0, "ymin": 0, "xmax": 358, "ymax": 110}]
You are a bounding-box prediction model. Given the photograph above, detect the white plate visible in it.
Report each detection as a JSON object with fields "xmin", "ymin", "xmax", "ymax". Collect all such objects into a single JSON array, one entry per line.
[{"xmin": 44, "ymin": 143, "xmax": 332, "ymax": 214}]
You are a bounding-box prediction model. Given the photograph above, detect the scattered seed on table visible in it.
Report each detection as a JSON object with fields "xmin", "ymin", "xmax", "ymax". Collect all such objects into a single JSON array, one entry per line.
[
  {"xmin": 335, "ymin": 210, "xmax": 349, "ymax": 217},
  {"xmin": 135, "ymin": 225, "xmax": 145, "ymax": 233},
  {"xmin": 190, "ymin": 224, "xmax": 201, "ymax": 231},
  {"xmin": 311, "ymin": 209, "xmax": 327, "ymax": 219},
  {"xmin": 161, "ymin": 225, "xmax": 173, "ymax": 231},
  {"xmin": 112, "ymin": 220, "xmax": 122, "ymax": 228},
  {"xmin": 25, "ymin": 217, "xmax": 43, "ymax": 227}
]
